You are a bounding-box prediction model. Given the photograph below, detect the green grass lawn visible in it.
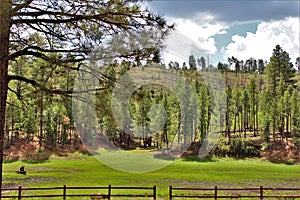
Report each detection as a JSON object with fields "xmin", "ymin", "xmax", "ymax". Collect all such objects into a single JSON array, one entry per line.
[{"xmin": 3, "ymin": 153, "xmax": 300, "ymax": 199}]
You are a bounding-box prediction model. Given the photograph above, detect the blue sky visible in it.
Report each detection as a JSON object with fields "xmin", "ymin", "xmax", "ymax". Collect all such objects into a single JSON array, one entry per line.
[{"xmin": 147, "ymin": 0, "xmax": 300, "ymax": 67}]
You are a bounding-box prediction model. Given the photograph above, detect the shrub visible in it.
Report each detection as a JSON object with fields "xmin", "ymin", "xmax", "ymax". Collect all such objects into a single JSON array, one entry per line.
[{"xmin": 213, "ymin": 138, "xmax": 261, "ymax": 158}]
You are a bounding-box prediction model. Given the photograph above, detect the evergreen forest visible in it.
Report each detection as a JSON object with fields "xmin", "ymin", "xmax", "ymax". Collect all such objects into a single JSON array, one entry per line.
[{"xmin": 5, "ymin": 44, "xmax": 300, "ymax": 163}]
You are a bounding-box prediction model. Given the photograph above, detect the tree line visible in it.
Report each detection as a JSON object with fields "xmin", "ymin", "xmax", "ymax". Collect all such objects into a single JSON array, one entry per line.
[
  {"xmin": 5, "ymin": 44, "xmax": 299, "ymax": 159},
  {"xmin": 94, "ymin": 44, "xmax": 300, "ymax": 157}
]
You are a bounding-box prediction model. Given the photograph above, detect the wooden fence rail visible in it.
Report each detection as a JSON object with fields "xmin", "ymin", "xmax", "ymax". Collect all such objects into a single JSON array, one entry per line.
[
  {"xmin": 1, "ymin": 185, "xmax": 156, "ymax": 199},
  {"xmin": 2, "ymin": 185, "xmax": 300, "ymax": 199},
  {"xmin": 169, "ymin": 186, "xmax": 300, "ymax": 199}
]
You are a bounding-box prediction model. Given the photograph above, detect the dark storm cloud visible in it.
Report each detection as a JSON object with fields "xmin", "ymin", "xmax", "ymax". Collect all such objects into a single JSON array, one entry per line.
[{"xmin": 148, "ymin": 1, "xmax": 300, "ymax": 23}]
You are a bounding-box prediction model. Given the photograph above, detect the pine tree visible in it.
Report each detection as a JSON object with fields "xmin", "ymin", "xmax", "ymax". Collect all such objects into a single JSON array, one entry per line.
[
  {"xmin": 197, "ymin": 84, "xmax": 210, "ymax": 141},
  {"xmin": 200, "ymin": 56, "xmax": 206, "ymax": 69},
  {"xmin": 182, "ymin": 62, "xmax": 188, "ymax": 70},
  {"xmin": 283, "ymin": 86, "xmax": 293, "ymax": 135},
  {"xmin": 290, "ymin": 88, "xmax": 300, "ymax": 138},
  {"xmin": 266, "ymin": 45, "xmax": 296, "ymax": 95},
  {"xmin": 241, "ymin": 89, "xmax": 250, "ymax": 138},
  {"xmin": 258, "ymin": 59, "xmax": 266, "ymax": 74},
  {"xmin": 232, "ymin": 87, "xmax": 242, "ymax": 135},
  {"xmin": 225, "ymin": 85, "xmax": 233, "ymax": 144},
  {"xmin": 247, "ymin": 78, "xmax": 259, "ymax": 136},
  {"xmin": 264, "ymin": 45, "xmax": 296, "ymax": 144},
  {"xmin": 189, "ymin": 55, "xmax": 197, "ymax": 71},
  {"xmin": 260, "ymin": 86, "xmax": 272, "ymax": 142}
]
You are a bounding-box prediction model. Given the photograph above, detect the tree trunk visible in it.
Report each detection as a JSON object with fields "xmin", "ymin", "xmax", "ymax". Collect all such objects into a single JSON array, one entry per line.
[
  {"xmin": 10, "ymin": 114, "xmax": 14, "ymax": 146},
  {"xmin": 177, "ymin": 112, "xmax": 181, "ymax": 144},
  {"xmin": 252, "ymin": 101, "xmax": 256, "ymax": 137},
  {"xmin": 233, "ymin": 113, "xmax": 237, "ymax": 134},
  {"xmin": 39, "ymin": 92, "xmax": 43, "ymax": 150},
  {"xmin": 243, "ymin": 110, "xmax": 247, "ymax": 138},
  {"xmin": 238, "ymin": 111, "xmax": 241, "ymax": 138},
  {"xmin": 225, "ymin": 98, "xmax": 231, "ymax": 144},
  {"xmin": 0, "ymin": 0, "xmax": 12, "ymax": 194},
  {"xmin": 5, "ymin": 119, "xmax": 9, "ymax": 147},
  {"xmin": 207, "ymin": 105, "xmax": 211, "ymax": 133},
  {"xmin": 192, "ymin": 118, "xmax": 195, "ymax": 141},
  {"xmin": 69, "ymin": 120, "xmax": 73, "ymax": 146},
  {"xmin": 164, "ymin": 129, "xmax": 169, "ymax": 155},
  {"xmin": 255, "ymin": 102, "xmax": 259, "ymax": 137},
  {"xmin": 219, "ymin": 109, "xmax": 223, "ymax": 134}
]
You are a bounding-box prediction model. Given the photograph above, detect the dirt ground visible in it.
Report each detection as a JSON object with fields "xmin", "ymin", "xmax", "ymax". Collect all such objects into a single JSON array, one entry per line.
[
  {"xmin": 3, "ymin": 137, "xmax": 300, "ymax": 163},
  {"xmin": 3, "ymin": 137, "xmax": 89, "ymax": 161},
  {"xmin": 262, "ymin": 140, "xmax": 300, "ymax": 163}
]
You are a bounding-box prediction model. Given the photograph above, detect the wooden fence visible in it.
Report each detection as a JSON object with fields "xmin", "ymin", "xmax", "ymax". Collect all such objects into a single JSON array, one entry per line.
[
  {"xmin": 2, "ymin": 185, "xmax": 300, "ymax": 199},
  {"xmin": 1, "ymin": 185, "xmax": 156, "ymax": 199},
  {"xmin": 169, "ymin": 186, "xmax": 300, "ymax": 199}
]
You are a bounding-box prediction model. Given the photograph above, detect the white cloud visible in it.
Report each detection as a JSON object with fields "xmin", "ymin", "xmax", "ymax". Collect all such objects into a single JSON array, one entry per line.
[
  {"xmin": 162, "ymin": 18, "xmax": 228, "ymax": 65},
  {"xmin": 224, "ymin": 17, "xmax": 299, "ymax": 63},
  {"xmin": 173, "ymin": 18, "xmax": 227, "ymax": 54}
]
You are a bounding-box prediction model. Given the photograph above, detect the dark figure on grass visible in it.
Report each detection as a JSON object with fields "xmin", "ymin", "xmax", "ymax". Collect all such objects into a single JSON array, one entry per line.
[{"xmin": 17, "ymin": 165, "xmax": 26, "ymax": 175}]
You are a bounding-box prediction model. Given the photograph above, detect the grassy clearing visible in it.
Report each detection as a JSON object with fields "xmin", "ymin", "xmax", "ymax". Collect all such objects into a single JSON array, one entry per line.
[
  {"xmin": 94, "ymin": 149, "xmax": 175, "ymax": 173},
  {"xmin": 3, "ymin": 153, "xmax": 300, "ymax": 199}
]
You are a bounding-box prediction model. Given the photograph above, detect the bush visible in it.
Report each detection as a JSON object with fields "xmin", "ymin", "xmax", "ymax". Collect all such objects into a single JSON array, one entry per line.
[
  {"xmin": 231, "ymin": 139, "xmax": 246, "ymax": 158},
  {"xmin": 285, "ymin": 160, "xmax": 294, "ymax": 165},
  {"xmin": 22, "ymin": 151, "xmax": 50, "ymax": 161},
  {"xmin": 213, "ymin": 142, "xmax": 231, "ymax": 157},
  {"xmin": 213, "ymin": 138, "xmax": 261, "ymax": 158}
]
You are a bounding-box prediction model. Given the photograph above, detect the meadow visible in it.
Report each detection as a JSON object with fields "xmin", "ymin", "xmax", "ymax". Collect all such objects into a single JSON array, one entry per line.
[{"xmin": 3, "ymin": 152, "xmax": 300, "ymax": 199}]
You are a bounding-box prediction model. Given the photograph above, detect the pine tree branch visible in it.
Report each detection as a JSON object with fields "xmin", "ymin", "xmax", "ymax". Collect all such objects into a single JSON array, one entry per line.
[
  {"xmin": 7, "ymin": 86, "xmax": 27, "ymax": 109},
  {"xmin": 9, "ymin": 46, "xmax": 87, "ymax": 63},
  {"xmin": 11, "ymin": 0, "xmax": 34, "ymax": 15},
  {"xmin": 9, "ymin": 49, "xmax": 50, "ymax": 61},
  {"xmin": 8, "ymin": 75, "xmax": 106, "ymax": 95}
]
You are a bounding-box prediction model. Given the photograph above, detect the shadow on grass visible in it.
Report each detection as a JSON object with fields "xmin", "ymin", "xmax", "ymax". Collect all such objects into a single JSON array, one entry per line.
[
  {"xmin": 3, "ymin": 160, "xmax": 18, "ymax": 164},
  {"xmin": 181, "ymin": 156, "xmax": 217, "ymax": 162},
  {"xmin": 22, "ymin": 159, "xmax": 49, "ymax": 164},
  {"xmin": 153, "ymin": 153, "xmax": 177, "ymax": 161},
  {"xmin": 269, "ymin": 159, "xmax": 295, "ymax": 166}
]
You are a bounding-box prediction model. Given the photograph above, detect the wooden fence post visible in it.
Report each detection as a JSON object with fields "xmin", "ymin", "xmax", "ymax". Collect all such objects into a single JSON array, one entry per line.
[
  {"xmin": 153, "ymin": 186, "xmax": 156, "ymax": 200},
  {"xmin": 108, "ymin": 185, "xmax": 111, "ymax": 200},
  {"xmin": 260, "ymin": 186, "xmax": 263, "ymax": 200},
  {"xmin": 63, "ymin": 185, "xmax": 66, "ymax": 200},
  {"xmin": 18, "ymin": 186, "xmax": 22, "ymax": 200},
  {"xmin": 169, "ymin": 186, "xmax": 172, "ymax": 200},
  {"xmin": 214, "ymin": 186, "xmax": 218, "ymax": 200}
]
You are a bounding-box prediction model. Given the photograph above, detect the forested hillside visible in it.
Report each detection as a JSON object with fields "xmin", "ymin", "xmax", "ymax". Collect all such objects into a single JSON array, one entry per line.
[{"xmin": 5, "ymin": 44, "xmax": 300, "ymax": 163}]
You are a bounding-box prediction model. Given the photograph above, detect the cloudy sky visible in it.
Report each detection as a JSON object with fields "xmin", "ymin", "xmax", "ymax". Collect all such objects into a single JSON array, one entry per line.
[{"xmin": 147, "ymin": 1, "xmax": 300, "ymax": 67}]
